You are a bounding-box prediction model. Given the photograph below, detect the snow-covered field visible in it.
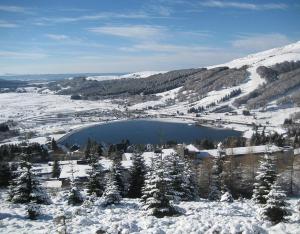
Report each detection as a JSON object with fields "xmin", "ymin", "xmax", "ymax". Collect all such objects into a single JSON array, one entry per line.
[
  {"xmin": 0, "ymin": 190, "xmax": 299, "ymax": 234},
  {"xmin": 0, "ymin": 92, "xmax": 124, "ymax": 144}
]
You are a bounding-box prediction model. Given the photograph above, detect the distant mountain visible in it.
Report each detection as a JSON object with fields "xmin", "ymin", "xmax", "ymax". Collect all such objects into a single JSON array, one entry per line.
[
  {"xmin": 0, "ymin": 79, "xmax": 27, "ymax": 89},
  {"xmin": 0, "ymin": 73, "xmax": 126, "ymax": 82}
]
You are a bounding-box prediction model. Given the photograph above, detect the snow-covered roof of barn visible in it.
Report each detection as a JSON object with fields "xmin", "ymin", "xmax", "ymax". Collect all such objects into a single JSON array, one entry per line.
[
  {"xmin": 123, "ymin": 153, "xmax": 132, "ymax": 160},
  {"xmin": 59, "ymin": 161, "xmax": 91, "ymax": 179},
  {"xmin": 185, "ymin": 144, "xmax": 200, "ymax": 153},
  {"xmin": 225, "ymin": 144, "xmax": 282, "ymax": 156},
  {"xmin": 198, "ymin": 145, "xmax": 283, "ymax": 158}
]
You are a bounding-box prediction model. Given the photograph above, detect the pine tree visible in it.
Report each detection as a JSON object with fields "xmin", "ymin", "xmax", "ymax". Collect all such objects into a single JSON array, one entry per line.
[
  {"xmin": 181, "ymin": 158, "xmax": 199, "ymax": 201},
  {"xmin": 102, "ymin": 169, "xmax": 121, "ymax": 206},
  {"xmin": 97, "ymin": 143, "xmax": 103, "ymax": 157},
  {"xmin": 259, "ymin": 182, "xmax": 290, "ymax": 224},
  {"xmin": 166, "ymin": 153, "xmax": 185, "ymax": 202},
  {"xmin": 67, "ymin": 162, "xmax": 83, "ymax": 206},
  {"xmin": 52, "ymin": 160, "xmax": 61, "ymax": 178},
  {"xmin": 112, "ymin": 156, "xmax": 126, "ymax": 197},
  {"xmin": 86, "ymin": 154, "xmax": 105, "ymax": 197},
  {"xmin": 8, "ymin": 153, "xmax": 51, "ymax": 204},
  {"xmin": 142, "ymin": 153, "xmax": 177, "ymax": 218},
  {"xmin": 85, "ymin": 138, "xmax": 92, "ymax": 160},
  {"xmin": 68, "ymin": 180, "xmax": 84, "ymax": 206},
  {"xmin": 165, "ymin": 153, "xmax": 198, "ymax": 202},
  {"xmin": 208, "ymin": 155, "xmax": 223, "ymax": 201},
  {"xmin": 51, "ymin": 138, "xmax": 58, "ymax": 151},
  {"xmin": 127, "ymin": 152, "xmax": 146, "ymax": 198},
  {"xmin": 252, "ymin": 154, "xmax": 277, "ymax": 205},
  {"xmin": 0, "ymin": 162, "xmax": 13, "ymax": 187},
  {"xmin": 27, "ymin": 202, "xmax": 41, "ymax": 220}
]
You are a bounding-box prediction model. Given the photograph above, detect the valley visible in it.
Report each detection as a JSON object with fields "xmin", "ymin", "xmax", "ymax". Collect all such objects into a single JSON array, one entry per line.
[{"xmin": 1, "ymin": 42, "xmax": 300, "ymax": 145}]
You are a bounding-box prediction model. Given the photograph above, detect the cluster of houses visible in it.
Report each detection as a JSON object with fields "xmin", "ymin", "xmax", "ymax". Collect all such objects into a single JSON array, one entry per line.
[{"xmin": 35, "ymin": 142, "xmax": 300, "ymax": 190}]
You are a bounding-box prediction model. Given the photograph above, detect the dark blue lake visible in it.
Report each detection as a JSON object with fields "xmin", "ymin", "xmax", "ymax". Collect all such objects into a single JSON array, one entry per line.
[{"xmin": 59, "ymin": 119, "xmax": 241, "ymax": 146}]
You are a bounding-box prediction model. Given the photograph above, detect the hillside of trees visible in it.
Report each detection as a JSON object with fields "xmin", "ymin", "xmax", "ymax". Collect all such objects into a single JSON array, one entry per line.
[
  {"xmin": 234, "ymin": 61, "xmax": 300, "ymax": 109},
  {"xmin": 47, "ymin": 66, "xmax": 249, "ymax": 100},
  {"xmin": 48, "ymin": 68, "xmax": 204, "ymax": 99}
]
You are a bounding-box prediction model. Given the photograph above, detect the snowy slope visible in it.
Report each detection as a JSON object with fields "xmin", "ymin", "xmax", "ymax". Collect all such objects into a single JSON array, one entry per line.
[
  {"xmin": 0, "ymin": 190, "xmax": 299, "ymax": 234},
  {"xmin": 130, "ymin": 41, "xmax": 300, "ymax": 136},
  {"xmin": 207, "ymin": 41, "xmax": 300, "ymax": 101},
  {"xmin": 86, "ymin": 70, "xmax": 167, "ymax": 81},
  {"xmin": 210, "ymin": 41, "xmax": 300, "ymax": 69}
]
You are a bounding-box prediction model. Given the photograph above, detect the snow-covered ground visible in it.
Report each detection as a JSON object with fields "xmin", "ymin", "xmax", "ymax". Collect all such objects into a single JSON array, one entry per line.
[
  {"xmin": 0, "ymin": 92, "xmax": 123, "ymax": 144},
  {"xmin": 0, "ymin": 190, "xmax": 299, "ymax": 234}
]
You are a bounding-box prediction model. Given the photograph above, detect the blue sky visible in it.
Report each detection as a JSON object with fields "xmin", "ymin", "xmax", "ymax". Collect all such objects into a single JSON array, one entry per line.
[{"xmin": 0, "ymin": 0, "xmax": 299, "ymax": 74}]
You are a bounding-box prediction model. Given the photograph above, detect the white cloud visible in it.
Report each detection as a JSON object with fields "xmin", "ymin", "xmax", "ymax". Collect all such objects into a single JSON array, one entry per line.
[
  {"xmin": 0, "ymin": 20, "xmax": 18, "ymax": 28},
  {"xmin": 46, "ymin": 34, "xmax": 69, "ymax": 41},
  {"xmin": 89, "ymin": 25, "xmax": 166, "ymax": 40},
  {"xmin": 144, "ymin": 5, "xmax": 173, "ymax": 17},
  {"xmin": 120, "ymin": 42, "xmax": 219, "ymax": 54},
  {"xmin": 0, "ymin": 5, "xmax": 29, "ymax": 13},
  {"xmin": 200, "ymin": 1, "xmax": 287, "ymax": 10},
  {"xmin": 1, "ymin": 51, "xmax": 237, "ymax": 74},
  {"xmin": 232, "ymin": 34, "xmax": 291, "ymax": 51},
  {"xmin": 0, "ymin": 51, "xmax": 47, "ymax": 59},
  {"xmin": 35, "ymin": 12, "xmax": 154, "ymax": 25}
]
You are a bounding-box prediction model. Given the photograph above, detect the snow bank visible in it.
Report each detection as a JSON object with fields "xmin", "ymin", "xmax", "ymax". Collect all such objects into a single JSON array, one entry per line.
[{"xmin": 0, "ymin": 190, "xmax": 299, "ymax": 234}]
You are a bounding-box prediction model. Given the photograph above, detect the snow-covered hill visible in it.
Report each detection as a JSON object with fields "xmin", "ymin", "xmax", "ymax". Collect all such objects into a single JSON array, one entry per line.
[
  {"xmin": 131, "ymin": 41, "xmax": 300, "ymax": 135},
  {"xmin": 208, "ymin": 41, "xmax": 300, "ymax": 102},
  {"xmin": 86, "ymin": 70, "xmax": 167, "ymax": 81},
  {"xmin": 212, "ymin": 41, "xmax": 300, "ymax": 69}
]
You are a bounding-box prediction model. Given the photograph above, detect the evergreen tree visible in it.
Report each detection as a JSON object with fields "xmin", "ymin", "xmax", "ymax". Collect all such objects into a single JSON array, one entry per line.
[
  {"xmin": 97, "ymin": 143, "xmax": 103, "ymax": 157},
  {"xmin": 51, "ymin": 138, "xmax": 58, "ymax": 151},
  {"xmin": 68, "ymin": 180, "xmax": 84, "ymax": 206},
  {"xmin": 67, "ymin": 162, "xmax": 83, "ymax": 206},
  {"xmin": 27, "ymin": 202, "xmax": 41, "ymax": 220},
  {"xmin": 52, "ymin": 160, "xmax": 61, "ymax": 179},
  {"xmin": 85, "ymin": 138, "xmax": 92, "ymax": 160},
  {"xmin": 208, "ymin": 155, "xmax": 223, "ymax": 201},
  {"xmin": 8, "ymin": 154, "xmax": 51, "ymax": 204},
  {"xmin": 142, "ymin": 153, "xmax": 177, "ymax": 218},
  {"xmin": 112, "ymin": 156, "xmax": 127, "ymax": 197},
  {"xmin": 181, "ymin": 158, "xmax": 199, "ymax": 201},
  {"xmin": 127, "ymin": 152, "xmax": 146, "ymax": 198},
  {"xmin": 86, "ymin": 154, "xmax": 105, "ymax": 197},
  {"xmin": 0, "ymin": 162, "xmax": 13, "ymax": 187},
  {"xmin": 252, "ymin": 154, "xmax": 277, "ymax": 205},
  {"xmin": 102, "ymin": 169, "xmax": 121, "ymax": 206},
  {"xmin": 166, "ymin": 153, "xmax": 185, "ymax": 202},
  {"xmin": 259, "ymin": 182, "xmax": 290, "ymax": 224}
]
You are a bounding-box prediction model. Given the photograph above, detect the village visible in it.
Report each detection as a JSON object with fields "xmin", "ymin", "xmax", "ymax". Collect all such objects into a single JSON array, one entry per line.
[{"xmin": 27, "ymin": 139, "xmax": 300, "ymax": 197}]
